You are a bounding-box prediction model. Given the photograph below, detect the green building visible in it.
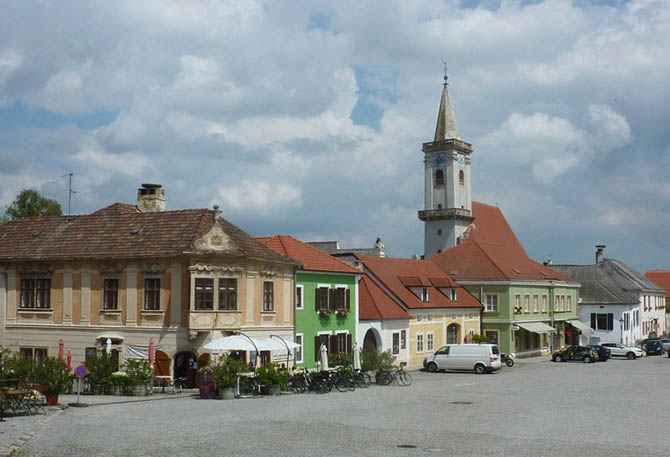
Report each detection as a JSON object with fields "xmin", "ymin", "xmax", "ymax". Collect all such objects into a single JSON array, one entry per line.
[
  {"xmin": 431, "ymin": 202, "xmax": 582, "ymax": 355},
  {"xmin": 258, "ymin": 235, "xmax": 361, "ymax": 368}
]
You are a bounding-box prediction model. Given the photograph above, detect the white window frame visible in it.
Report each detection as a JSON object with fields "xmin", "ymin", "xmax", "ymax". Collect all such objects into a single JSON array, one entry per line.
[
  {"xmin": 427, "ymin": 314, "xmax": 433, "ymax": 321},
  {"xmin": 421, "ymin": 288, "xmax": 429, "ymax": 303},
  {"xmin": 451, "ymin": 313, "xmax": 457, "ymax": 320},
  {"xmin": 523, "ymin": 294, "xmax": 530, "ymax": 313},
  {"xmin": 295, "ymin": 285, "xmax": 304, "ymax": 310},
  {"xmin": 542, "ymin": 295, "xmax": 547, "ymax": 313},
  {"xmin": 566, "ymin": 295, "xmax": 571, "ymax": 312},
  {"xmin": 426, "ymin": 332, "xmax": 434, "ymax": 352},
  {"xmin": 416, "ymin": 332, "xmax": 424, "ymax": 353},
  {"xmin": 294, "ymin": 333, "xmax": 303, "ymax": 363},
  {"xmin": 533, "ymin": 295, "xmax": 539, "ymax": 313},
  {"xmin": 416, "ymin": 314, "xmax": 423, "ymax": 322},
  {"xmin": 485, "ymin": 294, "xmax": 499, "ymax": 312},
  {"xmin": 484, "ymin": 329, "xmax": 499, "ymax": 345}
]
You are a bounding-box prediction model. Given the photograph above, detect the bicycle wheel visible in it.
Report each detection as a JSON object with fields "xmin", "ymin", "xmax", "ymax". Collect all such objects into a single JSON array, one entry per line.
[
  {"xmin": 347, "ymin": 375, "xmax": 356, "ymax": 391},
  {"xmin": 360, "ymin": 372, "xmax": 372, "ymax": 388},
  {"xmin": 399, "ymin": 371, "xmax": 412, "ymax": 386},
  {"xmin": 376, "ymin": 370, "xmax": 392, "ymax": 385},
  {"xmin": 335, "ymin": 375, "xmax": 349, "ymax": 392}
]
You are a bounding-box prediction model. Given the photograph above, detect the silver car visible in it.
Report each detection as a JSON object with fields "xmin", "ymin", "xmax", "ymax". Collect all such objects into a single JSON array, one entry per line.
[{"xmin": 600, "ymin": 342, "xmax": 643, "ymax": 359}]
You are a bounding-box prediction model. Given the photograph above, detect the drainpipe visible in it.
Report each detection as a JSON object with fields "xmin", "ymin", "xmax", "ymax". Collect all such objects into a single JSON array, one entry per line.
[{"xmin": 479, "ymin": 284, "xmax": 484, "ymax": 336}]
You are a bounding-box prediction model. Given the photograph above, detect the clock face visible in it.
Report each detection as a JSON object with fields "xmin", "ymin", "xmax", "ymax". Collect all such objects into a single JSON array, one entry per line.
[
  {"xmin": 434, "ymin": 154, "xmax": 445, "ymax": 166},
  {"xmin": 457, "ymin": 155, "xmax": 465, "ymax": 166}
]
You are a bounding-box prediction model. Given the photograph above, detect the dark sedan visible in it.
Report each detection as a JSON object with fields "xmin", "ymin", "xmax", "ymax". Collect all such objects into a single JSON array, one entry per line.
[
  {"xmin": 588, "ymin": 345, "xmax": 611, "ymax": 361},
  {"xmin": 643, "ymin": 339, "xmax": 664, "ymax": 356},
  {"xmin": 552, "ymin": 345, "xmax": 598, "ymax": 363}
]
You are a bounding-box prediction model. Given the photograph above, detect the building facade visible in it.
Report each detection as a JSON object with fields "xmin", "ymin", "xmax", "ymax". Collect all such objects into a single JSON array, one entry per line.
[
  {"xmin": 257, "ymin": 235, "xmax": 361, "ymax": 369},
  {"xmin": 644, "ymin": 270, "xmax": 670, "ymax": 335},
  {"xmin": 0, "ymin": 185, "xmax": 299, "ymax": 386}
]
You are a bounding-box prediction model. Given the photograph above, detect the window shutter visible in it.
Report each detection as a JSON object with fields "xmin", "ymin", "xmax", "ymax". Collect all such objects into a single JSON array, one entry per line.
[
  {"xmin": 346, "ymin": 334, "xmax": 352, "ymax": 354},
  {"xmin": 346, "ymin": 289, "xmax": 351, "ymax": 312},
  {"xmin": 328, "ymin": 288, "xmax": 336, "ymax": 312},
  {"xmin": 590, "ymin": 313, "xmax": 596, "ymax": 330},
  {"xmin": 330, "ymin": 335, "xmax": 338, "ymax": 355},
  {"xmin": 315, "ymin": 288, "xmax": 320, "ymax": 312},
  {"xmin": 314, "ymin": 335, "xmax": 320, "ymax": 362},
  {"xmin": 607, "ymin": 313, "xmax": 614, "ymax": 331}
]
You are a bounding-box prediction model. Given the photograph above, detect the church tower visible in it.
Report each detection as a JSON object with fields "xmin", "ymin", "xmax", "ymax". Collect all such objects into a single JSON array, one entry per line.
[{"xmin": 418, "ymin": 74, "xmax": 473, "ymax": 258}]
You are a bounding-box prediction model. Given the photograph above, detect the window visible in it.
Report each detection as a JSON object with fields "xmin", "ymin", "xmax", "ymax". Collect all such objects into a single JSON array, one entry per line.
[
  {"xmin": 427, "ymin": 333, "xmax": 434, "ymax": 352},
  {"xmin": 20, "ymin": 347, "xmax": 47, "ymax": 362},
  {"xmin": 515, "ymin": 295, "xmax": 521, "ymax": 312},
  {"xmin": 450, "ymin": 289, "xmax": 457, "ymax": 302},
  {"xmin": 566, "ymin": 295, "xmax": 571, "ymax": 311},
  {"xmin": 421, "ymin": 288, "xmax": 429, "ymax": 303},
  {"xmin": 437, "ymin": 229, "xmax": 442, "ymax": 236},
  {"xmin": 295, "ymin": 334, "xmax": 303, "ymax": 363},
  {"xmin": 541, "ymin": 295, "xmax": 547, "ymax": 312},
  {"xmin": 400, "ymin": 330, "xmax": 406, "ymax": 349},
  {"xmin": 459, "ymin": 170, "xmax": 465, "ymax": 186},
  {"xmin": 435, "ymin": 169, "xmax": 444, "ymax": 186},
  {"xmin": 194, "ymin": 278, "xmax": 213, "ymax": 310},
  {"xmin": 103, "ymin": 279, "xmax": 119, "ymax": 310},
  {"xmin": 485, "ymin": 294, "xmax": 498, "ymax": 312},
  {"xmin": 334, "ymin": 287, "xmax": 348, "ymax": 311},
  {"xmin": 555, "ymin": 296, "xmax": 559, "ymax": 312},
  {"xmin": 591, "ymin": 313, "xmax": 614, "ymax": 331},
  {"xmin": 295, "ymin": 285, "xmax": 303, "ymax": 309},
  {"xmin": 85, "ymin": 347, "xmax": 97, "ymax": 361},
  {"xmin": 144, "ymin": 278, "xmax": 161, "ymax": 310},
  {"xmin": 218, "ymin": 278, "xmax": 237, "ymax": 310},
  {"xmin": 523, "ymin": 295, "xmax": 530, "ymax": 313},
  {"xmin": 314, "ymin": 334, "xmax": 331, "ymax": 362},
  {"xmin": 20, "ymin": 278, "xmax": 51, "ymax": 309},
  {"xmin": 263, "ymin": 281, "xmax": 274, "ymax": 312},
  {"xmin": 416, "ymin": 333, "xmax": 424, "ymax": 353},
  {"xmin": 451, "ymin": 313, "xmax": 457, "ymax": 320},
  {"xmin": 427, "ymin": 314, "xmax": 433, "ymax": 321},
  {"xmin": 316, "ymin": 286, "xmax": 329, "ymax": 312},
  {"xmin": 335, "ymin": 333, "xmax": 347, "ymax": 355},
  {"xmin": 560, "ymin": 296, "xmax": 565, "ymax": 311},
  {"xmin": 485, "ymin": 330, "xmax": 498, "ymax": 345},
  {"xmin": 468, "ymin": 313, "xmax": 474, "ymax": 319},
  {"xmin": 533, "ymin": 295, "xmax": 539, "ymax": 313},
  {"xmin": 392, "ymin": 332, "xmax": 400, "ymax": 355},
  {"xmin": 416, "ymin": 315, "xmax": 423, "ymax": 322}
]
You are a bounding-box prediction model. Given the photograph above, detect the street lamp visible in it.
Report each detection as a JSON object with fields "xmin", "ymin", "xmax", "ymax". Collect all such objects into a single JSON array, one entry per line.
[{"xmin": 619, "ymin": 316, "xmax": 624, "ymax": 344}]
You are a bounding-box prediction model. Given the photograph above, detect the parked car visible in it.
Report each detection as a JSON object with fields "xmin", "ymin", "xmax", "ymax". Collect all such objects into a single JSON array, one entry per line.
[
  {"xmin": 588, "ymin": 344, "xmax": 611, "ymax": 362},
  {"xmin": 423, "ymin": 344, "xmax": 502, "ymax": 374},
  {"xmin": 600, "ymin": 342, "xmax": 643, "ymax": 359},
  {"xmin": 658, "ymin": 338, "xmax": 670, "ymax": 353},
  {"xmin": 644, "ymin": 339, "xmax": 663, "ymax": 355},
  {"xmin": 551, "ymin": 346, "xmax": 597, "ymax": 363}
]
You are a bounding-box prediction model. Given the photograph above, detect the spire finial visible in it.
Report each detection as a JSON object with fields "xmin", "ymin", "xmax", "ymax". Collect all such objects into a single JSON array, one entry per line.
[{"xmin": 442, "ymin": 60, "xmax": 448, "ymax": 85}]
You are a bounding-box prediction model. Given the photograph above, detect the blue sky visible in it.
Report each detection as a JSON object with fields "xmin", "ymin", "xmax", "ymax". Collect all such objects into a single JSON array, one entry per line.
[{"xmin": 1, "ymin": 0, "xmax": 668, "ymax": 273}]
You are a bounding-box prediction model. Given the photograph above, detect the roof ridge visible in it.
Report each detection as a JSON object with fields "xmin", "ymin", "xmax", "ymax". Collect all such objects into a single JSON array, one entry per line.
[
  {"xmin": 470, "ymin": 239, "xmax": 508, "ymax": 278},
  {"xmin": 284, "ymin": 234, "xmax": 359, "ymax": 273}
]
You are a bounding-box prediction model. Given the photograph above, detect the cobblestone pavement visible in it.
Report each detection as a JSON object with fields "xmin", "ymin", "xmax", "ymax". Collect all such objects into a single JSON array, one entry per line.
[{"xmin": 13, "ymin": 355, "xmax": 670, "ymax": 457}]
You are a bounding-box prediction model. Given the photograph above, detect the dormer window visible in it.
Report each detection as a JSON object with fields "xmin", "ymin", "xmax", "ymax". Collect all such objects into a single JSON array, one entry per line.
[
  {"xmin": 421, "ymin": 288, "xmax": 429, "ymax": 303},
  {"xmin": 450, "ymin": 289, "xmax": 457, "ymax": 302},
  {"xmin": 435, "ymin": 169, "xmax": 444, "ymax": 187}
]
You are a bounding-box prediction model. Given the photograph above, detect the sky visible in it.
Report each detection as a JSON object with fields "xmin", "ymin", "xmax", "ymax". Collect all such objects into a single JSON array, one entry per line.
[{"xmin": 1, "ymin": 0, "xmax": 668, "ymax": 273}]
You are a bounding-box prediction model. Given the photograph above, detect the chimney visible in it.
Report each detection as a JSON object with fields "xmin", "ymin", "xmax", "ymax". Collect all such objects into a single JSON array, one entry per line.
[
  {"xmin": 137, "ymin": 184, "xmax": 165, "ymax": 213},
  {"xmin": 595, "ymin": 243, "xmax": 606, "ymax": 264}
]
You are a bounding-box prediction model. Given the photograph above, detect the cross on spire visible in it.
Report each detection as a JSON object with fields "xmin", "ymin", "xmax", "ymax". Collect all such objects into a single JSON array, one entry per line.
[{"xmin": 443, "ymin": 60, "xmax": 448, "ymax": 85}]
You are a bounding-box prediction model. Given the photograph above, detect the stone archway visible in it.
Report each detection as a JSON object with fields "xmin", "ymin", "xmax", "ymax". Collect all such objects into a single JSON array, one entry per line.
[
  {"xmin": 173, "ymin": 351, "xmax": 197, "ymax": 388},
  {"xmin": 154, "ymin": 350, "xmax": 170, "ymax": 377},
  {"xmin": 363, "ymin": 328, "xmax": 381, "ymax": 352},
  {"xmin": 447, "ymin": 323, "xmax": 460, "ymax": 344}
]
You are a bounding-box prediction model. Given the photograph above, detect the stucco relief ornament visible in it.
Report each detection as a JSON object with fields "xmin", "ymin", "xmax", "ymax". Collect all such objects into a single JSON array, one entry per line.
[
  {"xmin": 189, "ymin": 264, "xmax": 242, "ymax": 274},
  {"xmin": 194, "ymin": 208, "xmax": 238, "ymax": 252},
  {"xmin": 100, "ymin": 264, "xmax": 124, "ymax": 275},
  {"xmin": 142, "ymin": 264, "xmax": 167, "ymax": 274},
  {"xmin": 19, "ymin": 264, "xmax": 53, "ymax": 275},
  {"xmin": 261, "ymin": 268, "xmax": 278, "ymax": 278}
]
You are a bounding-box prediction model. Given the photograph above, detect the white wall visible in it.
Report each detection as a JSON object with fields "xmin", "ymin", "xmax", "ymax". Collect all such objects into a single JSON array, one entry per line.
[{"xmin": 579, "ymin": 304, "xmax": 640, "ymax": 346}]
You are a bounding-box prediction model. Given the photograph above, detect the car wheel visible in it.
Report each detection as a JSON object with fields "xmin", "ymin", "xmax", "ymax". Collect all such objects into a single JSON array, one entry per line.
[
  {"xmin": 627, "ymin": 352, "xmax": 636, "ymax": 360},
  {"xmin": 474, "ymin": 364, "xmax": 485, "ymax": 375},
  {"xmin": 427, "ymin": 362, "xmax": 438, "ymax": 373},
  {"xmin": 554, "ymin": 355, "xmax": 563, "ymax": 362},
  {"xmin": 583, "ymin": 356, "xmax": 592, "ymax": 363}
]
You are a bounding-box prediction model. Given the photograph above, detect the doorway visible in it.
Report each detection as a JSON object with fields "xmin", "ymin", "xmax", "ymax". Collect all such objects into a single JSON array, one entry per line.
[
  {"xmin": 173, "ymin": 351, "xmax": 197, "ymax": 388},
  {"xmin": 447, "ymin": 324, "xmax": 460, "ymax": 344}
]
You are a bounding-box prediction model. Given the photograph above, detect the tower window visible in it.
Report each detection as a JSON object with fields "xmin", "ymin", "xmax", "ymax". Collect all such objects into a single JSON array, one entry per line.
[
  {"xmin": 435, "ymin": 169, "xmax": 444, "ymax": 187},
  {"xmin": 459, "ymin": 170, "xmax": 465, "ymax": 186},
  {"xmin": 437, "ymin": 229, "xmax": 442, "ymax": 236}
]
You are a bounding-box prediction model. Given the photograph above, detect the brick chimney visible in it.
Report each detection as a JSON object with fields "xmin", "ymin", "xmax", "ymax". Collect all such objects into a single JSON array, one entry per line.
[
  {"xmin": 137, "ymin": 184, "xmax": 165, "ymax": 212},
  {"xmin": 595, "ymin": 243, "xmax": 606, "ymax": 264}
]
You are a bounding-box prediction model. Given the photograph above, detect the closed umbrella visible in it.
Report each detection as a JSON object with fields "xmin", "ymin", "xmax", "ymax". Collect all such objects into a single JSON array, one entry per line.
[
  {"xmin": 105, "ymin": 338, "xmax": 112, "ymax": 354},
  {"xmin": 66, "ymin": 350, "xmax": 72, "ymax": 371},
  {"xmin": 58, "ymin": 339, "xmax": 64, "ymax": 359},
  {"xmin": 353, "ymin": 343, "xmax": 361, "ymax": 371},
  {"xmin": 320, "ymin": 344, "xmax": 329, "ymax": 371},
  {"xmin": 148, "ymin": 338, "xmax": 155, "ymax": 368}
]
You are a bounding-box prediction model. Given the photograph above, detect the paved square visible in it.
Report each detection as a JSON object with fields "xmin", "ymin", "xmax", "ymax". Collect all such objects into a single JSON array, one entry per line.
[{"xmin": 14, "ymin": 356, "xmax": 670, "ymax": 457}]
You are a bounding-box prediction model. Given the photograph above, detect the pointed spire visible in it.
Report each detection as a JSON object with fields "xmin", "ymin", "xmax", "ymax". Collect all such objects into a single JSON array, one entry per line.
[{"xmin": 433, "ymin": 72, "xmax": 460, "ymax": 141}]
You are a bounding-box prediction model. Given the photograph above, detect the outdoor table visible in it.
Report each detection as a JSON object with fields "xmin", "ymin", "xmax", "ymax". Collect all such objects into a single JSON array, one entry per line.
[{"xmin": 154, "ymin": 376, "xmax": 172, "ymax": 393}]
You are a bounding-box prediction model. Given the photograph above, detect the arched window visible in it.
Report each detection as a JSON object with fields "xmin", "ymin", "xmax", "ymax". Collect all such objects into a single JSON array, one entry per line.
[
  {"xmin": 459, "ymin": 170, "xmax": 465, "ymax": 186},
  {"xmin": 435, "ymin": 169, "xmax": 444, "ymax": 187}
]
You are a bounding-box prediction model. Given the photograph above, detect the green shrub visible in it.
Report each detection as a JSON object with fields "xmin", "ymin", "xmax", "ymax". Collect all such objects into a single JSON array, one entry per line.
[
  {"xmin": 255, "ymin": 363, "xmax": 289, "ymax": 388},
  {"xmin": 0, "ymin": 350, "xmax": 33, "ymax": 380},
  {"xmin": 471, "ymin": 334, "xmax": 489, "ymax": 344},
  {"xmin": 108, "ymin": 372, "xmax": 130, "ymax": 387},
  {"xmin": 210, "ymin": 355, "xmax": 248, "ymax": 389},
  {"xmin": 124, "ymin": 359, "xmax": 153, "ymax": 386},
  {"xmin": 85, "ymin": 352, "xmax": 117, "ymax": 386},
  {"xmin": 32, "ymin": 356, "xmax": 70, "ymax": 394},
  {"xmin": 361, "ymin": 349, "xmax": 395, "ymax": 372}
]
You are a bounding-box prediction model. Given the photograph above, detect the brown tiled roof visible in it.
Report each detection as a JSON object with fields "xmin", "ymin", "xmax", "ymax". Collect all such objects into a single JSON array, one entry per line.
[
  {"xmin": 257, "ymin": 235, "xmax": 360, "ymax": 274},
  {"xmin": 644, "ymin": 271, "xmax": 670, "ymax": 298},
  {"xmin": 359, "ymin": 274, "xmax": 411, "ymax": 320},
  {"xmin": 0, "ymin": 203, "xmax": 294, "ymax": 264},
  {"xmin": 358, "ymin": 255, "xmax": 482, "ymax": 310},
  {"xmin": 430, "ymin": 201, "xmax": 576, "ymax": 283}
]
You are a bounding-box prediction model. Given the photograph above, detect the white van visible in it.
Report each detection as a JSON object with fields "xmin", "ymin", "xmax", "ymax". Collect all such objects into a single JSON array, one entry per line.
[{"xmin": 423, "ymin": 344, "xmax": 502, "ymax": 374}]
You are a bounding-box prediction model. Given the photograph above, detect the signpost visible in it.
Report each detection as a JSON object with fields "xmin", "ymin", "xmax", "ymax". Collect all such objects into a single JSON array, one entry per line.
[{"xmin": 69, "ymin": 365, "xmax": 88, "ymax": 407}]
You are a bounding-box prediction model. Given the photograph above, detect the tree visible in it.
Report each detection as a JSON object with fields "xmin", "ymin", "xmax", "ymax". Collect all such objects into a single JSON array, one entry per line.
[{"xmin": 3, "ymin": 189, "xmax": 62, "ymax": 221}]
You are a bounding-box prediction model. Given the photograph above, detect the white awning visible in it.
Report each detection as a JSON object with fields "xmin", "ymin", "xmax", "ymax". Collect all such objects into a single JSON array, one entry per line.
[
  {"xmin": 516, "ymin": 322, "xmax": 557, "ymax": 334},
  {"xmin": 568, "ymin": 320, "xmax": 593, "ymax": 333}
]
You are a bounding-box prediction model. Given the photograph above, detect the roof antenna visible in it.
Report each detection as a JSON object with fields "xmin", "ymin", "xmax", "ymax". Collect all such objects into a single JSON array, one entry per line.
[
  {"xmin": 61, "ymin": 172, "xmax": 77, "ymax": 222},
  {"xmin": 442, "ymin": 60, "xmax": 448, "ymax": 85}
]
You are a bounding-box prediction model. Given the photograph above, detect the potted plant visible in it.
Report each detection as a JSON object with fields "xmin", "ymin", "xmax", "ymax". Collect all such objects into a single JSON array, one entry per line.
[
  {"xmin": 255, "ymin": 363, "xmax": 288, "ymax": 395},
  {"xmin": 211, "ymin": 355, "xmax": 247, "ymax": 400},
  {"xmin": 361, "ymin": 349, "xmax": 396, "ymax": 384},
  {"xmin": 108, "ymin": 372, "xmax": 130, "ymax": 396},
  {"xmin": 32, "ymin": 356, "xmax": 70, "ymax": 405},
  {"xmin": 85, "ymin": 352, "xmax": 117, "ymax": 395},
  {"xmin": 124, "ymin": 359, "xmax": 153, "ymax": 396}
]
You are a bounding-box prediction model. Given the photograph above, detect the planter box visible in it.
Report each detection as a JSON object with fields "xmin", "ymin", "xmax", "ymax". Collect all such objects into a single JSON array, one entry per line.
[
  {"xmin": 260, "ymin": 385, "xmax": 281, "ymax": 396},
  {"xmin": 131, "ymin": 384, "xmax": 148, "ymax": 396},
  {"xmin": 218, "ymin": 387, "xmax": 235, "ymax": 400}
]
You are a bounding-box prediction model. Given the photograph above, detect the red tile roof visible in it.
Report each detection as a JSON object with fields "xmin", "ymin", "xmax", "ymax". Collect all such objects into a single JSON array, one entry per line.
[
  {"xmin": 645, "ymin": 271, "xmax": 670, "ymax": 298},
  {"xmin": 0, "ymin": 203, "xmax": 294, "ymax": 264},
  {"xmin": 359, "ymin": 274, "xmax": 411, "ymax": 320},
  {"xmin": 430, "ymin": 202, "xmax": 576, "ymax": 282},
  {"xmin": 257, "ymin": 235, "xmax": 360, "ymax": 274},
  {"xmin": 358, "ymin": 255, "xmax": 482, "ymax": 310}
]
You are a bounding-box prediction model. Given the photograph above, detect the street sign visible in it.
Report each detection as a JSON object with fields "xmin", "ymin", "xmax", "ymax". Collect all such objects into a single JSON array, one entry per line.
[{"xmin": 75, "ymin": 365, "xmax": 88, "ymax": 379}]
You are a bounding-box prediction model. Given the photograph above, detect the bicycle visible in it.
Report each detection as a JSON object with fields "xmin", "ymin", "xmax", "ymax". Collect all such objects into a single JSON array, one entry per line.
[{"xmin": 376, "ymin": 362, "xmax": 412, "ymax": 386}]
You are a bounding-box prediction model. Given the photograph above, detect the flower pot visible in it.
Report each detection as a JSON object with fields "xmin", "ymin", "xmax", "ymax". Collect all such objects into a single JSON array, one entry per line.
[
  {"xmin": 45, "ymin": 393, "xmax": 59, "ymax": 406},
  {"xmin": 93, "ymin": 384, "xmax": 106, "ymax": 395},
  {"xmin": 218, "ymin": 387, "xmax": 235, "ymax": 400},
  {"xmin": 131, "ymin": 384, "xmax": 148, "ymax": 396},
  {"xmin": 261, "ymin": 384, "xmax": 281, "ymax": 396},
  {"xmin": 111, "ymin": 385, "xmax": 125, "ymax": 396}
]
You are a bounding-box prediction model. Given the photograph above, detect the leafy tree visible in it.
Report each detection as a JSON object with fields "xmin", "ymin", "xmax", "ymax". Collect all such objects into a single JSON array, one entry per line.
[{"xmin": 3, "ymin": 189, "xmax": 62, "ymax": 221}]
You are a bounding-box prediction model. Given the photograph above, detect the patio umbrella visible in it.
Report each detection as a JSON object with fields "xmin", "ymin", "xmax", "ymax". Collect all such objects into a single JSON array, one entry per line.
[
  {"xmin": 148, "ymin": 338, "xmax": 155, "ymax": 368},
  {"xmin": 58, "ymin": 339, "xmax": 64, "ymax": 359},
  {"xmin": 66, "ymin": 350, "xmax": 72, "ymax": 371},
  {"xmin": 320, "ymin": 344, "xmax": 329, "ymax": 371},
  {"xmin": 203, "ymin": 335, "xmax": 259, "ymax": 351},
  {"xmin": 106, "ymin": 338, "xmax": 112, "ymax": 354},
  {"xmin": 353, "ymin": 343, "xmax": 361, "ymax": 371}
]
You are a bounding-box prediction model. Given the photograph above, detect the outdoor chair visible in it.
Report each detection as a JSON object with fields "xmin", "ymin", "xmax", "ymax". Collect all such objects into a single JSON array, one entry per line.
[{"xmin": 173, "ymin": 376, "xmax": 187, "ymax": 394}]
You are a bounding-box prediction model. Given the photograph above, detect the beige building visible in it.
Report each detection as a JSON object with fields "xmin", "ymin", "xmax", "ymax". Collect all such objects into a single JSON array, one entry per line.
[{"xmin": 0, "ymin": 184, "xmax": 299, "ymax": 387}]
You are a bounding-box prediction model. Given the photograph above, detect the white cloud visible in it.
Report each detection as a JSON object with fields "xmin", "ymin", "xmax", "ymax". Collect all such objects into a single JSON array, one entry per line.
[
  {"xmin": 74, "ymin": 146, "xmax": 152, "ymax": 175},
  {"xmin": 0, "ymin": 50, "xmax": 22, "ymax": 86},
  {"xmin": 217, "ymin": 179, "xmax": 302, "ymax": 216}
]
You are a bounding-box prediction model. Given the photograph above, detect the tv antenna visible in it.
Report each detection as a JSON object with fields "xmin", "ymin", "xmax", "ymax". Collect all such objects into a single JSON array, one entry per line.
[{"xmin": 61, "ymin": 172, "xmax": 77, "ymax": 221}]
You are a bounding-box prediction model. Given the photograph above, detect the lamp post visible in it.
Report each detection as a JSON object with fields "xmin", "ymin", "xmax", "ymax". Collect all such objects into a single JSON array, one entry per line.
[{"xmin": 619, "ymin": 316, "xmax": 624, "ymax": 344}]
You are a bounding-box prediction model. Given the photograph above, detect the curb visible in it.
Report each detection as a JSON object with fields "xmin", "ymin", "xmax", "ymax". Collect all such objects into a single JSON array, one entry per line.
[
  {"xmin": 70, "ymin": 393, "xmax": 196, "ymax": 407},
  {"xmin": 0, "ymin": 407, "xmax": 66, "ymax": 457}
]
